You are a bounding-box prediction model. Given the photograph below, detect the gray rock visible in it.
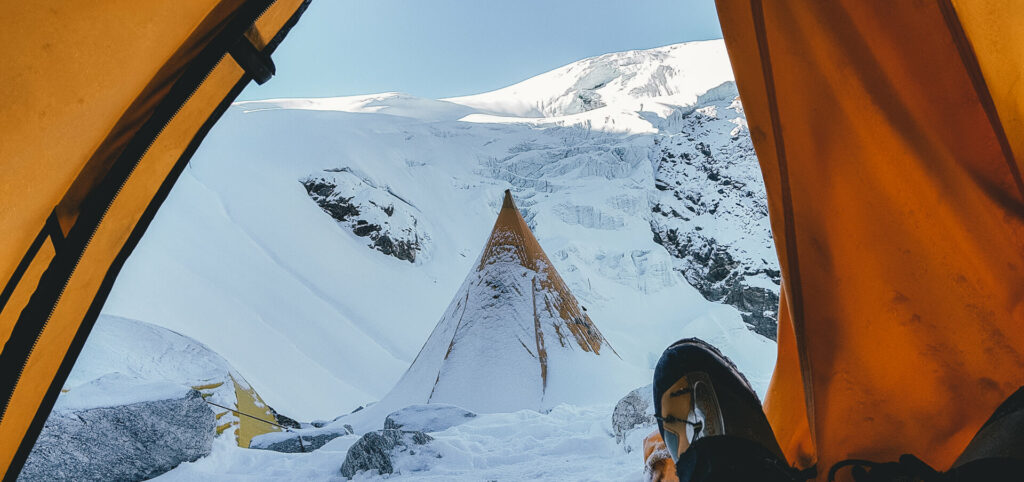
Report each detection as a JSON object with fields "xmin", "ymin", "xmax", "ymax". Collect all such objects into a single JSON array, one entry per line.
[
  {"xmin": 612, "ymin": 384, "xmax": 656, "ymax": 443},
  {"xmin": 301, "ymin": 174, "xmax": 424, "ymax": 263},
  {"xmin": 271, "ymin": 408, "xmax": 302, "ymax": 430},
  {"xmin": 340, "ymin": 430, "xmax": 433, "ymax": 478},
  {"xmin": 384, "ymin": 404, "xmax": 476, "ymax": 433},
  {"xmin": 250, "ymin": 425, "xmax": 353, "ymax": 453},
  {"xmin": 651, "ymin": 227, "xmax": 780, "ymax": 340},
  {"xmin": 19, "ymin": 389, "xmax": 214, "ymax": 482},
  {"xmin": 647, "ymin": 86, "xmax": 781, "ymax": 340}
]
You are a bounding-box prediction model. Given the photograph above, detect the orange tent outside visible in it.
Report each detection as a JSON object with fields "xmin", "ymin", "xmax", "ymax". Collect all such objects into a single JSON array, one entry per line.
[{"xmin": 715, "ymin": 0, "xmax": 1024, "ymax": 477}]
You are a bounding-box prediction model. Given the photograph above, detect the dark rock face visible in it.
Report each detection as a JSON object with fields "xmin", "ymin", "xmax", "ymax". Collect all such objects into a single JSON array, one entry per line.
[
  {"xmin": 340, "ymin": 430, "xmax": 434, "ymax": 479},
  {"xmin": 724, "ymin": 278, "xmax": 778, "ymax": 340},
  {"xmin": 270, "ymin": 407, "xmax": 302, "ymax": 430},
  {"xmin": 649, "ymin": 86, "xmax": 781, "ymax": 340},
  {"xmin": 383, "ymin": 404, "xmax": 477, "ymax": 433},
  {"xmin": 19, "ymin": 390, "xmax": 214, "ymax": 482},
  {"xmin": 652, "ymin": 229, "xmax": 780, "ymax": 339},
  {"xmin": 301, "ymin": 169, "xmax": 426, "ymax": 263},
  {"xmin": 250, "ymin": 425, "xmax": 353, "ymax": 454},
  {"xmin": 612, "ymin": 384, "xmax": 656, "ymax": 444}
]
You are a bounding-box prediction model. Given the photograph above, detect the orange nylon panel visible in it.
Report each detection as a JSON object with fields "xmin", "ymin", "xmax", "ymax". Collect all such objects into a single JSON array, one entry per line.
[
  {"xmin": 0, "ymin": 56, "xmax": 246, "ymax": 477},
  {"xmin": 716, "ymin": 0, "xmax": 1024, "ymax": 477},
  {"xmin": 0, "ymin": 0, "xmax": 234, "ymax": 290},
  {"xmin": 762, "ymin": 285, "xmax": 815, "ymax": 469},
  {"xmin": 0, "ymin": 1, "xmax": 309, "ymax": 477},
  {"xmin": 714, "ymin": 0, "xmax": 816, "ymax": 467},
  {"xmin": 950, "ymin": 0, "xmax": 1024, "ymax": 185}
]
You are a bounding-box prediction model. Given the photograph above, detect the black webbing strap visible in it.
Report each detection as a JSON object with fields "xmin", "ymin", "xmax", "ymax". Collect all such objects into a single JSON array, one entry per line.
[{"xmin": 229, "ymin": 32, "xmax": 275, "ymax": 84}]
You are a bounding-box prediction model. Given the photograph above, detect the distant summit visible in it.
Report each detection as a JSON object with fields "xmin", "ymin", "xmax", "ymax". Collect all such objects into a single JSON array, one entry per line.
[{"xmin": 380, "ymin": 190, "xmax": 627, "ymax": 413}]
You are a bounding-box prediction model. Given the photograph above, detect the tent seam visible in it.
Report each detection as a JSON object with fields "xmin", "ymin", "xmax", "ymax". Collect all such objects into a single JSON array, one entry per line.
[
  {"xmin": 749, "ymin": 0, "xmax": 817, "ymax": 452},
  {"xmin": 937, "ymin": 0, "xmax": 1024, "ymax": 203}
]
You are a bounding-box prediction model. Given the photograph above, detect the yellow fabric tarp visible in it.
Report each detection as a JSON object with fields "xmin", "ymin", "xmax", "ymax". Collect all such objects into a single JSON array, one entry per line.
[
  {"xmin": 716, "ymin": 0, "xmax": 1024, "ymax": 477},
  {"xmin": 0, "ymin": 1, "xmax": 308, "ymax": 478}
]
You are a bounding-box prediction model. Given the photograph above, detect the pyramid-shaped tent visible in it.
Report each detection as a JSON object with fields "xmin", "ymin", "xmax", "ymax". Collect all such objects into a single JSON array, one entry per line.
[{"xmin": 383, "ymin": 190, "xmax": 625, "ymax": 413}]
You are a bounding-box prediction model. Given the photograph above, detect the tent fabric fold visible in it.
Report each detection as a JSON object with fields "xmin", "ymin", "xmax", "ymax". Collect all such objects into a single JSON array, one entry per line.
[
  {"xmin": 0, "ymin": 1, "xmax": 309, "ymax": 478},
  {"xmin": 715, "ymin": 0, "xmax": 1024, "ymax": 476}
]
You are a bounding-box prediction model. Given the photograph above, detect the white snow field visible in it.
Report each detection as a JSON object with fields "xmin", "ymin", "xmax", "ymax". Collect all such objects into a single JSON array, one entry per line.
[
  {"xmin": 88, "ymin": 39, "xmax": 778, "ymax": 479},
  {"xmin": 157, "ymin": 405, "xmax": 640, "ymax": 482}
]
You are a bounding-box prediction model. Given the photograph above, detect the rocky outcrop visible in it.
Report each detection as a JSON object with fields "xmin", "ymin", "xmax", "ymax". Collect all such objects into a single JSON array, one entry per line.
[
  {"xmin": 270, "ymin": 407, "xmax": 302, "ymax": 430},
  {"xmin": 612, "ymin": 384, "xmax": 656, "ymax": 445},
  {"xmin": 649, "ymin": 85, "xmax": 781, "ymax": 339},
  {"xmin": 339, "ymin": 430, "xmax": 434, "ymax": 478},
  {"xmin": 651, "ymin": 228, "xmax": 779, "ymax": 338},
  {"xmin": 383, "ymin": 404, "xmax": 477, "ymax": 433},
  {"xmin": 250, "ymin": 425, "xmax": 353, "ymax": 453},
  {"xmin": 20, "ymin": 390, "xmax": 214, "ymax": 482},
  {"xmin": 302, "ymin": 167, "xmax": 428, "ymax": 263}
]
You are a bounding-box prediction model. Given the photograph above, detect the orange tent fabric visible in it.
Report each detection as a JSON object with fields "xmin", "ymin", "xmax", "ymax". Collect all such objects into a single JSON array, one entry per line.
[
  {"xmin": 0, "ymin": 1, "xmax": 308, "ymax": 478},
  {"xmin": 715, "ymin": 0, "xmax": 1024, "ymax": 477}
]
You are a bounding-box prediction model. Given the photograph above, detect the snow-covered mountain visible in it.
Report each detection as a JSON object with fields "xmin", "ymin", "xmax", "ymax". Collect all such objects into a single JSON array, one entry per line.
[{"xmin": 98, "ymin": 39, "xmax": 778, "ymax": 424}]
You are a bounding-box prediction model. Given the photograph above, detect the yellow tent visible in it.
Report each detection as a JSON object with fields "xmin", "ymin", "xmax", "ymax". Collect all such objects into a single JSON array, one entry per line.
[{"xmin": 0, "ymin": 1, "xmax": 308, "ymax": 477}]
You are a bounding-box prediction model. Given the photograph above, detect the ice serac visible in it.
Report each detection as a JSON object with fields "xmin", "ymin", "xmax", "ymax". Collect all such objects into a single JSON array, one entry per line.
[{"xmin": 382, "ymin": 190, "xmax": 630, "ymax": 413}]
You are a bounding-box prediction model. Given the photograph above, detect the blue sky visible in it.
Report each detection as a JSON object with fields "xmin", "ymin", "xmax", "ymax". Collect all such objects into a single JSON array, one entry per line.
[{"xmin": 239, "ymin": 0, "xmax": 722, "ymax": 101}]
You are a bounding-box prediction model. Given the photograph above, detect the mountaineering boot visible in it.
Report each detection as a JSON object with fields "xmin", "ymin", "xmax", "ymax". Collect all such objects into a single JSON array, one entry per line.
[
  {"xmin": 952, "ymin": 386, "xmax": 1024, "ymax": 467},
  {"xmin": 653, "ymin": 338, "xmax": 812, "ymax": 482},
  {"xmin": 827, "ymin": 387, "xmax": 1024, "ymax": 481}
]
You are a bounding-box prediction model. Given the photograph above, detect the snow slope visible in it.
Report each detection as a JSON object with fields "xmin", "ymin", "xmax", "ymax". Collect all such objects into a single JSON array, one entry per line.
[
  {"xmin": 99, "ymin": 39, "xmax": 777, "ymax": 424},
  {"xmin": 447, "ymin": 40, "xmax": 734, "ymax": 127},
  {"xmin": 158, "ymin": 404, "xmax": 640, "ymax": 481}
]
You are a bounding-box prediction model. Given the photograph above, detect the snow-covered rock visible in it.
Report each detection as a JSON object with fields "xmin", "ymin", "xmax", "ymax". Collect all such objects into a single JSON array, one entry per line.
[
  {"xmin": 339, "ymin": 430, "xmax": 435, "ymax": 479},
  {"xmin": 649, "ymin": 83, "xmax": 779, "ymax": 338},
  {"xmin": 62, "ymin": 315, "xmax": 287, "ymax": 449},
  {"xmin": 301, "ymin": 167, "xmax": 429, "ymax": 263},
  {"xmin": 612, "ymin": 384, "xmax": 656, "ymax": 448},
  {"xmin": 20, "ymin": 387, "xmax": 214, "ymax": 482},
  {"xmin": 250, "ymin": 425, "xmax": 353, "ymax": 453},
  {"xmin": 383, "ymin": 404, "xmax": 477, "ymax": 433}
]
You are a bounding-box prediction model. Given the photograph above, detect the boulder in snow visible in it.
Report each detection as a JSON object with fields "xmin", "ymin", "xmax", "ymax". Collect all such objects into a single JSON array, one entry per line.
[
  {"xmin": 383, "ymin": 404, "xmax": 477, "ymax": 433},
  {"xmin": 301, "ymin": 168, "xmax": 429, "ymax": 263},
  {"xmin": 339, "ymin": 429, "xmax": 434, "ymax": 478},
  {"xmin": 612, "ymin": 384, "xmax": 656, "ymax": 451},
  {"xmin": 20, "ymin": 386, "xmax": 214, "ymax": 482},
  {"xmin": 250, "ymin": 425, "xmax": 354, "ymax": 453}
]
